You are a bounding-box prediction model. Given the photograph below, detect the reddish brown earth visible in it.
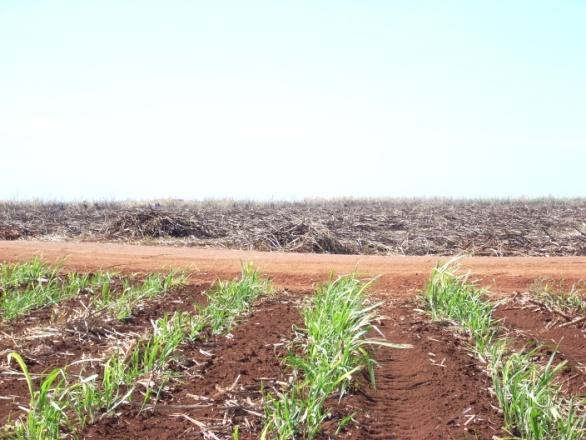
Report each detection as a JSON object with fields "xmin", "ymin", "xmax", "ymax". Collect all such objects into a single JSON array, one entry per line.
[
  {"xmin": 84, "ymin": 298, "xmax": 506, "ymax": 440},
  {"xmin": 84, "ymin": 296, "xmax": 302, "ymax": 440},
  {"xmin": 325, "ymin": 302, "xmax": 504, "ymax": 440},
  {"xmin": 1, "ymin": 241, "xmax": 586, "ymax": 294},
  {"xmin": 494, "ymin": 303, "xmax": 586, "ymax": 396}
]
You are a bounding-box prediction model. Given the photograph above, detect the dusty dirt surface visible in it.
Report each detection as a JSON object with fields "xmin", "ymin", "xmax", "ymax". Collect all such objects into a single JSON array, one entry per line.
[
  {"xmin": 327, "ymin": 303, "xmax": 504, "ymax": 440},
  {"xmin": 84, "ymin": 297, "xmax": 302, "ymax": 440},
  {"xmin": 1, "ymin": 241, "xmax": 586, "ymax": 294}
]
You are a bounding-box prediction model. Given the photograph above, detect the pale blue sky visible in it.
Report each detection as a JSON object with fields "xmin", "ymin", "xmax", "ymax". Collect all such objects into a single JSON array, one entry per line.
[{"xmin": 1, "ymin": 1, "xmax": 584, "ymax": 200}]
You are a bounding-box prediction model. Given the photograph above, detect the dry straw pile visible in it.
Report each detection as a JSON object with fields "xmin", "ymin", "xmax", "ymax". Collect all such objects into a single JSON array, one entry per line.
[{"xmin": 1, "ymin": 199, "xmax": 585, "ymax": 256}]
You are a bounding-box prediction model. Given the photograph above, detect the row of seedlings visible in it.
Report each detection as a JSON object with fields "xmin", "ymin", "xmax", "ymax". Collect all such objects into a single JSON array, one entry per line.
[
  {"xmin": 0, "ymin": 259, "xmax": 188, "ymax": 437},
  {"xmin": 0, "ymin": 258, "xmax": 113, "ymax": 321},
  {"xmin": 0, "ymin": 257, "xmax": 187, "ymax": 324},
  {"xmin": 262, "ymin": 274, "xmax": 410, "ymax": 439},
  {"xmin": 87, "ymin": 271, "xmax": 183, "ymax": 321},
  {"xmin": 424, "ymin": 260, "xmax": 585, "ymax": 440},
  {"xmin": 524, "ymin": 280, "xmax": 586, "ymax": 327},
  {"xmin": 2, "ymin": 263, "xmax": 272, "ymax": 439}
]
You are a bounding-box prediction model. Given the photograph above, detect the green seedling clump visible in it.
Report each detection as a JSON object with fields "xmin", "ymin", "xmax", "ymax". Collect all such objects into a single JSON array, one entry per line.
[
  {"xmin": 203, "ymin": 262, "xmax": 273, "ymax": 334},
  {"xmin": 5, "ymin": 353, "xmax": 69, "ymax": 440},
  {"xmin": 425, "ymin": 262, "xmax": 497, "ymax": 359},
  {"xmin": 530, "ymin": 280, "xmax": 586, "ymax": 316},
  {"xmin": 0, "ymin": 257, "xmax": 60, "ymax": 290},
  {"xmin": 0, "ymin": 258, "xmax": 116, "ymax": 321},
  {"xmin": 91, "ymin": 272, "xmax": 185, "ymax": 320}
]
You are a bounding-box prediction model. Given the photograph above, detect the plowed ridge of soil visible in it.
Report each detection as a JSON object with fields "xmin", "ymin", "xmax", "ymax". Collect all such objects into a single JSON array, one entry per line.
[
  {"xmin": 84, "ymin": 296, "xmax": 302, "ymax": 440},
  {"xmin": 1, "ymin": 241, "xmax": 585, "ymax": 293},
  {"xmin": 332, "ymin": 302, "xmax": 503, "ymax": 440}
]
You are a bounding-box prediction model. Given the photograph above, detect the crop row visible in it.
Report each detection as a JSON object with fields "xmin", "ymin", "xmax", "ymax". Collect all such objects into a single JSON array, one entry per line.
[
  {"xmin": 425, "ymin": 259, "xmax": 585, "ymax": 439},
  {"xmin": 262, "ymin": 276, "xmax": 410, "ymax": 438},
  {"xmin": 1, "ymin": 263, "xmax": 270, "ymax": 438},
  {"xmin": 0, "ymin": 258, "xmax": 185, "ymax": 323},
  {"xmin": 259, "ymin": 263, "xmax": 585, "ymax": 439}
]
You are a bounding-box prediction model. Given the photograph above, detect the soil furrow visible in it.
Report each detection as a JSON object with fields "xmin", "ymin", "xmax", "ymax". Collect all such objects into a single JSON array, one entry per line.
[
  {"xmin": 330, "ymin": 302, "xmax": 503, "ymax": 440},
  {"xmin": 83, "ymin": 295, "xmax": 302, "ymax": 439}
]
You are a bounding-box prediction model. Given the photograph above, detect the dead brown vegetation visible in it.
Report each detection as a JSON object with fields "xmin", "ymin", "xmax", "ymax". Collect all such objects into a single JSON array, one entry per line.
[{"xmin": 1, "ymin": 199, "xmax": 585, "ymax": 256}]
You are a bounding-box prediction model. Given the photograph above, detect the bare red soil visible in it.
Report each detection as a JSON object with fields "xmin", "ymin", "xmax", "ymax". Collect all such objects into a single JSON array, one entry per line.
[
  {"xmin": 325, "ymin": 302, "xmax": 503, "ymax": 440},
  {"xmin": 84, "ymin": 296, "xmax": 302, "ymax": 439},
  {"xmin": 1, "ymin": 241, "xmax": 585, "ymax": 294}
]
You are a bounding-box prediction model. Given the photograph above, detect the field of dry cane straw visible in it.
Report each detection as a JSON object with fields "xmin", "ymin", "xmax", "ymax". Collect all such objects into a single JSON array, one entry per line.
[{"xmin": 1, "ymin": 199, "xmax": 585, "ymax": 256}]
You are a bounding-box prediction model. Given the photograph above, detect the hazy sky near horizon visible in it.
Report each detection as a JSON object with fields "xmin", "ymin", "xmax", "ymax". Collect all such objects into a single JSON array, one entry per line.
[{"xmin": 1, "ymin": 1, "xmax": 585, "ymax": 200}]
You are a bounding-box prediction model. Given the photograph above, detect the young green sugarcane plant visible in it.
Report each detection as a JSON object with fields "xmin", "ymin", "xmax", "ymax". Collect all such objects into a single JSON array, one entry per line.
[{"xmin": 7, "ymin": 352, "xmax": 70, "ymax": 439}]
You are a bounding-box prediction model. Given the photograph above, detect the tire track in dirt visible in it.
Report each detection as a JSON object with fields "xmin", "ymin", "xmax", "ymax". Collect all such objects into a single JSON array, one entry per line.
[
  {"xmin": 83, "ymin": 295, "xmax": 302, "ymax": 440},
  {"xmin": 331, "ymin": 302, "xmax": 503, "ymax": 440},
  {"xmin": 0, "ymin": 283, "xmax": 209, "ymax": 426},
  {"xmin": 494, "ymin": 303, "xmax": 586, "ymax": 395}
]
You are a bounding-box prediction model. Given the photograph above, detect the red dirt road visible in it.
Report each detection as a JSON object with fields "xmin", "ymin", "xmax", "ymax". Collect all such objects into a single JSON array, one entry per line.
[{"xmin": 1, "ymin": 241, "xmax": 585, "ymax": 294}]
